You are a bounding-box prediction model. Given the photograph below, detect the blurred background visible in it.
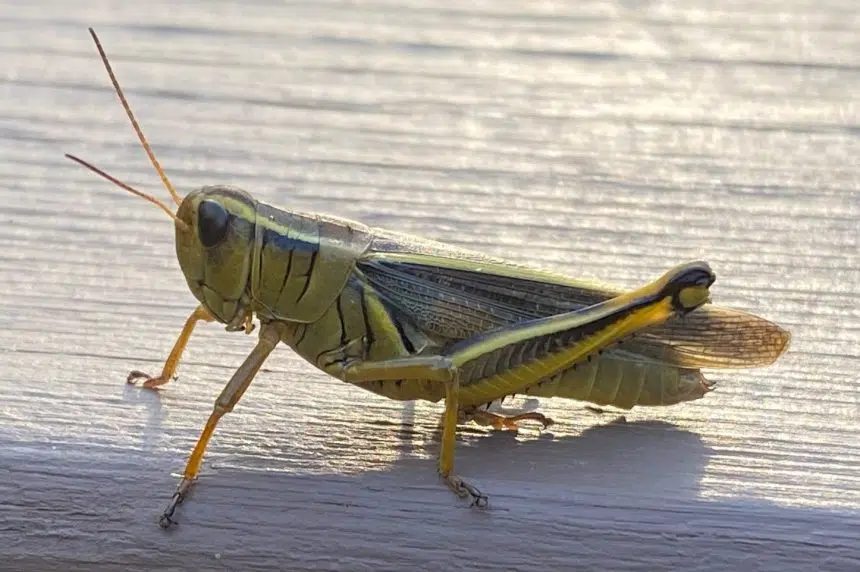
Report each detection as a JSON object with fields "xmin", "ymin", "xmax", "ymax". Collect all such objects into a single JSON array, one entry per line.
[{"xmin": 0, "ymin": 1, "xmax": 858, "ymax": 570}]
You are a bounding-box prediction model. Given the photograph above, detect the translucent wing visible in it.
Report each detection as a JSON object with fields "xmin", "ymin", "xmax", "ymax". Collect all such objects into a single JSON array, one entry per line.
[{"xmin": 635, "ymin": 305, "xmax": 791, "ymax": 368}]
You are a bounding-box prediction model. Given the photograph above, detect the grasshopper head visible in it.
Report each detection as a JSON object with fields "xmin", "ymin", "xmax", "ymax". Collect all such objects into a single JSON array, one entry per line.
[
  {"xmin": 66, "ymin": 29, "xmax": 261, "ymax": 329},
  {"xmin": 175, "ymin": 186, "xmax": 258, "ymax": 325}
]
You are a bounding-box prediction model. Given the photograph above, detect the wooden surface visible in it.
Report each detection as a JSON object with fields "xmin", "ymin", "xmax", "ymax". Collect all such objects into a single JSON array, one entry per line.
[{"xmin": 1, "ymin": 1, "xmax": 858, "ymax": 570}]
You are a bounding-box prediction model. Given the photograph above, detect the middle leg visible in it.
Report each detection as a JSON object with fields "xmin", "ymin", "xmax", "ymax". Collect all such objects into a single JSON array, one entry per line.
[{"xmin": 157, "ymin": 321, "xmax": 284, "ymax": 528}]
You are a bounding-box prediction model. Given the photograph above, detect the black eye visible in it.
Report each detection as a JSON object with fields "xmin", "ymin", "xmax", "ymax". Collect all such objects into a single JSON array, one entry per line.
[{"xmin": 197, "ymin": 200, "xmax": 230, "ymax": 247}]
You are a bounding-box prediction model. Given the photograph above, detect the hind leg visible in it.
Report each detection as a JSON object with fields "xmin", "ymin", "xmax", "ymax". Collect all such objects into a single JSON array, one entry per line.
[{"xmin": 463, "ymin": 409, "xmax": 555, "ymax": 431}]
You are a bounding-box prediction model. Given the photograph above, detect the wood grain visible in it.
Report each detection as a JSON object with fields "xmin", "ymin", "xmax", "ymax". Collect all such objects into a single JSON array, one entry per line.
[{"xmin": 1, "ymin": 1, "xmax": 858, "ymax": 570}]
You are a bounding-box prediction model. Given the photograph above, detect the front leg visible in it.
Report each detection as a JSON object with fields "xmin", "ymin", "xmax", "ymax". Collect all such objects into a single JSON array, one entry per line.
[{"xmin": 127, "ymin": 304, "xmax": 214, "ymax": 389}]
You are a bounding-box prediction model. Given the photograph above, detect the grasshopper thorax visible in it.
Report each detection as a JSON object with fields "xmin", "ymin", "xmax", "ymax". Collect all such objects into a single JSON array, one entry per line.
[{"xmin": 175, "ymin": 186, "xmax": 259, "ymax": 327}]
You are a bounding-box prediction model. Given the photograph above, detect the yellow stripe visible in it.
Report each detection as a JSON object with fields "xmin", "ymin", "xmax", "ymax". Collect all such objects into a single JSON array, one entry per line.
[{"xmin": 449, "ymin": 283, "xmax": 660, "ymax": 368}]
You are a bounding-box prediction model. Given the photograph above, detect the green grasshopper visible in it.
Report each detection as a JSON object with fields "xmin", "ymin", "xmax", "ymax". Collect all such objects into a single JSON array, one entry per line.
[{"xmin": 68, "ymin": 29, "xmax": 790, "ymax": 528}]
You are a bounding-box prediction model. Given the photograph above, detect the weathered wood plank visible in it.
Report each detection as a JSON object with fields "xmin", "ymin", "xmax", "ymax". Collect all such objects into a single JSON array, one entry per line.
[{"xmin": 1, "ymin": 1, "xmax": 858, "ymax": 570}]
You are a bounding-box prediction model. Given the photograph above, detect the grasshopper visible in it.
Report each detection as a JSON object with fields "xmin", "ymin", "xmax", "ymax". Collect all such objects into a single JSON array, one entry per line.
[{"xmin": 68, "ymin": 29, "xmax": 790, "ymax": 528}]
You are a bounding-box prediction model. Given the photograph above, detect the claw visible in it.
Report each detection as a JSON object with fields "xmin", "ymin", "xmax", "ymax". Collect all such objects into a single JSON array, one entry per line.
[
  {"xmin": 158, "ymin": 509, "xmax": 176, "ymax": 529},
  {"xmin": 444, "ymin": 475, "xmax": 489, "ymax": 508},
  {"xmin": 126, "ymin": 370, "xmax": 148, "ymax": 384},
  {"xmin": 159, "ymin": 478, "xmax": 194, "ymax": 529},
  {"xmin": 127, "ymin": 370, "xmax": 174, "ymax": 389},
  {"xmin": 526, "ymin": 413, "xmax": 555, "ymax": 430}
]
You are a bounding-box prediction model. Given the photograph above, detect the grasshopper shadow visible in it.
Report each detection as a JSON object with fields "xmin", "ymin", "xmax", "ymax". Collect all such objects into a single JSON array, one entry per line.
[
  {"xmin": 194, "ymin": 413, "xmax": 712, "ymax": 512},
  {"xmin": 139, "ymin": 414, "xmax": 712, "ymax": 542},
  {"xmin": 439, "ymin": 417, "xmax": 712, "ymax": 498},
  {"xmin": 386, "ymin": 399, "xmax": 708, "ymax": 499}
]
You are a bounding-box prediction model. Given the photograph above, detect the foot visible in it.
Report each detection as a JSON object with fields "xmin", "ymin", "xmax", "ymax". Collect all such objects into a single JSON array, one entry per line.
[
  {"xmin": 127, "ymin": 370, "xmax": 174, "ymax": 390},
  {"xmin": 444, "ymin": 474, "xmax": 489, "ymax": 508},
  {"xmin": 158, "ymin": 478, "xmax": 195, "ymax": 528}
]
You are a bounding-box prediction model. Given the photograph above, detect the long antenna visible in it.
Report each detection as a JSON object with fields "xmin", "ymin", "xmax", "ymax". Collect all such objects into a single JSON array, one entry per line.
[
  {"xmin": 66, "ymin": 154, "xmax": 190, "ymax": 232},
  {"xmin": 87, "ymin": 27, "xmax": 183, "ymax": 206}
]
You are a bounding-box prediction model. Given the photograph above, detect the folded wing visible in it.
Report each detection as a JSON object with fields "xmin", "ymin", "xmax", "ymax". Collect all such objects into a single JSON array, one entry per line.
[{"xmin": 357, "ymin": 243, "xmax": 790, "ymax": 370}]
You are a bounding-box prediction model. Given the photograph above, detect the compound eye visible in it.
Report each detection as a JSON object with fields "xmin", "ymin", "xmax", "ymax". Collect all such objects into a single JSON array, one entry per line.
[{"xmin": 197, "ymin": 200, "xmax": 230, "ymax": 247}]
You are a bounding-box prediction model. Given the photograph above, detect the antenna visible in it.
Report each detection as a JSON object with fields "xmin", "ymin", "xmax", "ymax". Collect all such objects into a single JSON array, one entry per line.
[
  {"xmin": 66, "ymin": 153, "xmax": 190, "ymax": 231},
  {"xmin": 87, "ymin": 27, "xmax": 183, "ymax": 206}
]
